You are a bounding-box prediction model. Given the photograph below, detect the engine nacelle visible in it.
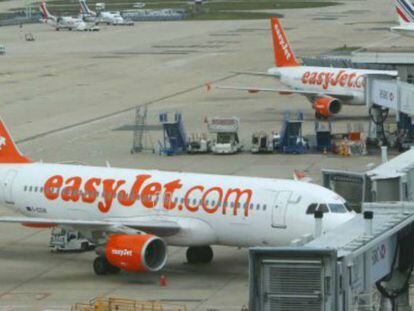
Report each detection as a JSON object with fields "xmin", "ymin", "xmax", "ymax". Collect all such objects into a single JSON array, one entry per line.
[
  {"xmin": 106, "ymin": 234, "xmax": 167, "ymax": 272},
  {"xmin": 313, "ymin": 96, "xmax": 342, "ymax": 118}
]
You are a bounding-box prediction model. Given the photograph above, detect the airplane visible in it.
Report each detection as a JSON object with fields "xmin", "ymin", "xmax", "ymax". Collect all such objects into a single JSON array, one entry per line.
[
  {"xmin": 391, "ymin": 0, "xmax": 414, "ymax": 37},
  {"xmin": 0, "ymin": 116, "xmax": 354, "ymax": 275},
  {"xmin": 40, "ymin": 1, "xmax": 99, "ymax": 31},
  {"xmin": 209, "ymin": 18, "xmax": 398, "ymax": 119},
  {"xmin": 79, "ymin": 0, "xmax": 134, "ymax": 26}
]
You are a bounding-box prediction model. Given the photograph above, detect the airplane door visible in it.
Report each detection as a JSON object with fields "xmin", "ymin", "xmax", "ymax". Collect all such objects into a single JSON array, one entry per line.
[
  {"xmin": 3, "ymin": 170, "xmax": 18, "ymax": 205},
  {"xmin": 272, "ymin": 191, "xmax": 292, "ymax": 228}
]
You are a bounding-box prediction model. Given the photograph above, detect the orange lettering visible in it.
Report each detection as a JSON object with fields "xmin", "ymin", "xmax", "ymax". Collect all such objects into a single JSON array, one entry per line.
[
  {"xmin": 44, "ymin": 175, "xmax": 63, "ymax": 200},
  {"xmin": 118, "ymin": 174, "xmax": 151, "ymax": 206},
  {"xmin": 308, "ymin": 72, "xmax": 318, "ymax": 85},
  {"xmin": 163, "ymin": 179, "xmax": 182, "ymax": 210},
  {"xmin": 61, "ymin": 176, "xmax": 82, "ymax": 202},
  {"xmin": 184, "ymin": 185, "xmax": 204, "ymax": 212},
  {"xmin": 316, "ymin": 72, "xmax": 324, "ymax": 85},
  {"xmin": 223, "ymin": 188, "xmax": 253, "ymax": 216},
  {"xmin": 82, "ymin": 178, "xmax": 101, "ymax": 203},
  {"xmin": 202, "ymin": 187, "xmax": 223, "ymax": 214},
  {"xmin": 301, "ymin": 71, "xmax": 310, "ymax": 84},
  {"xmin": 339, "ymin": 73, "xmax": 348, "ymax": 87},
  {"xmin": 98, "ymin": 179, "xmax": 126, "ymax": 213},
  {"xmin": 347, "ymin": 72, "xmax": 357, "ymax": 87},
  {"xmin": 141, "ymin": 182, "xmax": 161, "ymax": 208}
]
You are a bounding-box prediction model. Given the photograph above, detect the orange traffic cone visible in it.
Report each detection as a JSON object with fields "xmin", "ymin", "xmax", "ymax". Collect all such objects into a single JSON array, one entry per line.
[{"xmin": 160, "ymin": 274, "xmax": 167, "ymax": 287}]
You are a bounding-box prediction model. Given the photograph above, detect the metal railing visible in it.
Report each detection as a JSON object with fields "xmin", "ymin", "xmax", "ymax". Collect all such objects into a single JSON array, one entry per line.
[{"xmin": 72, "ymin": 297, "xmax": 188, "ymax": 311}]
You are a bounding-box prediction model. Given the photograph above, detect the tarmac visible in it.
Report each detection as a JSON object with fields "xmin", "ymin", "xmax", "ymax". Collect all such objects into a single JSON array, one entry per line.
[{"xmin": 0, "ymin": 0, "xmax": 410, "ymax": 309}]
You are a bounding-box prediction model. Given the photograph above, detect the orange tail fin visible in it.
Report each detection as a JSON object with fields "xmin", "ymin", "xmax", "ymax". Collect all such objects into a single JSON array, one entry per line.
[
  {"xmin": 0, "ymin": 118, "xmax": 31, "ymax": 163},
  {"xmin": 270, "ymin": 17, "xmax": 299, "ymax": 67}
]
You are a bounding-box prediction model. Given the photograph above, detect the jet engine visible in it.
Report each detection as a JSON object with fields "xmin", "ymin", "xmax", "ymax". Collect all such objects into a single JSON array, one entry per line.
[
  {"xmin": 105, "ymin": 234, "xmax": 167, "ymax": 273},
  {"xmin": 313, "ymin": 96, "xmax": 342, "ymax": 118}
]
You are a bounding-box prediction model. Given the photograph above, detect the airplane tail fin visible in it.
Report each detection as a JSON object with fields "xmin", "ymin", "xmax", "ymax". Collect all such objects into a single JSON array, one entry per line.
[
  {"xmin": 0, "ymin": 118, "xmax": 31, "ymax": 164},
  {"xmin": 79, "ymin": 0, "xmax": 96, "ymax": 16},
  {"xmin": 39, "ymin": 1, "xmax": 53, "ymax": 20},
  {"xmin": 395, "ymin": 0, "xmax": 414, "ymax": 24},
  {"xmin": 270, "ymin": 17, "xmax": 299, "ymax": 67}
]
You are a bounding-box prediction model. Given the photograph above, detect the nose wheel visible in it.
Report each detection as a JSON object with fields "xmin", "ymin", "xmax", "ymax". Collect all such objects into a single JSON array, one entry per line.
[
  {"xmin": 93, "ymin": 256, "xmax": 120, "ymax": 275},
  {"xmin": 186, "ymin": 246, "xmax": 213, "ymax": 264}
]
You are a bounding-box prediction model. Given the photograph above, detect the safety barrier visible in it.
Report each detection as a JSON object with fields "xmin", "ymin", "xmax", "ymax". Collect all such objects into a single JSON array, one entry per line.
[{"xmin": 71, "ymin": 297, "xmax": 187, "ymax": 311}]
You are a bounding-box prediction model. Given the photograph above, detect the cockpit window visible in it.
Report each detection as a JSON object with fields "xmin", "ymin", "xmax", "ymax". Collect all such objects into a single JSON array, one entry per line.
[
  {"xmin": 306, "ymin": 203, "xmax": 318, "ymax": 214},
  {"xmin": 329, "ymin": 204, "xmax": 347, "ymax": 213},
  {"xmin": 306, "ymin": 203, "xmax": 329, "ymax": 214},
  {"xmin": 344, "ymin": 202, "xmax": 353, "ymax": 212},
  {"xmin": 318, "ymin": 204, "xmax": 329, "ymax": 213}
]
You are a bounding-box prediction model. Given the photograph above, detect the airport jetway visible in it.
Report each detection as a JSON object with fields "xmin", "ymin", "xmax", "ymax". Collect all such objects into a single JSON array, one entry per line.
[
  {"xmin": 366, "ymin": 76, "xmax": 414, "ymax": 148},
  {"xmin": 323, "ymin": 148, "xmax": 414, "ymax": 211},
  {"xmin": 249, "ymin": 202, "xmax": 414, "ymax": 311}
]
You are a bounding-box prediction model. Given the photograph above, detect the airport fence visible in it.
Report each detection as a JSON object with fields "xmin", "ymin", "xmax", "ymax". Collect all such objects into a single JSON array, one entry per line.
[
  {"xmin": 72, "ymin": 297, "xmax": 188, "ymax": 311},
  {"xmin": 0, "ymin": 11, "xmax": 41, "ymax": 27}
]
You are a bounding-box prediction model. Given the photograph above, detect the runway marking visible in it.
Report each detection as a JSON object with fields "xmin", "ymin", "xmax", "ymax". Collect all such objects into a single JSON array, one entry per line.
[
  {"xmin": 16, "ymin": 74, "xmax": 237, "ymax": 145},
  {"xmin": 0, "ymin": 292, "xmax": 50, "ymax": 301}
]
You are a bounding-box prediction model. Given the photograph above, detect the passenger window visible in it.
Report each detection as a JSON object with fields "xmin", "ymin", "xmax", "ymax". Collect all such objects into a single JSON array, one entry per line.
[
  {"xmin": 250, "ymin": 203, "xmax": 254, "ymax": 209},
  {"xmin": 40, "ymin": 187, "xmax": 43, "ymax": 193},
  {"xmin": 263, "ymin": 204, "xmax": 267, "ymax": 210},
  {"xmin": 212, "ymin": 200, "xmax": 215, "ymax": 206},
  {"xmin": 256, "ymin": 204, "xmax": 260, "ymax": 210},
  {"xmin": 205, "ymin": 200, "xmax": 209, "ymax": 206},
  {"xmin": 181, "ymin": 198, "xmax": 184, "ymax": 204},
  {"xmin": 306, "ymin": 203, "xmax": 318, "ymax": 214},
  {"xmin": 29, "ymin": 186, "xmax": 33, "ymax": 192},
  {"xmin": 24, "ymin": 186, "xmax": 27, "ymax": 191}
]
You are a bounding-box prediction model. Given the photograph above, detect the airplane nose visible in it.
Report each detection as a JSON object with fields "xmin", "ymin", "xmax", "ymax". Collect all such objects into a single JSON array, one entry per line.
[{"xmin": 324, "ymin": 213, "xmax": 355, "ymax": 232}]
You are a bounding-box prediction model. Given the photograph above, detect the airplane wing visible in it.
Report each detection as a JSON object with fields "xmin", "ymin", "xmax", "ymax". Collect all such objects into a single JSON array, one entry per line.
[
  {"xmin": 210, "ymin": 84, "xmax": 354, "ymax": 100},
  {"xmin": 230, "ymin": 71, "xmax": 279, "ymax": 78},
  {"xmin": 0, "ymin": 216, "xmax": 180, "ymax": 236}
]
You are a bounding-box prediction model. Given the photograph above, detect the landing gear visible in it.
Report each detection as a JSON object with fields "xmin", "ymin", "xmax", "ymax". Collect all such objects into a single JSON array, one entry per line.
[
  {"xmin": 93, "ymin": 256, "xmax": 120, "ymax": 275},
  {"xmin": 186, "ymin": 246, "xmax": 213, "ymax": 264}
]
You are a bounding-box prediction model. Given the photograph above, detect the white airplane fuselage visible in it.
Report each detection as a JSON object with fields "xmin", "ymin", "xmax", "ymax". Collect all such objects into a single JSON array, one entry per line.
[
  {"xmin": 0, "ymin": 163, "xmax": 354, "ymax": 248},
  {"xmin": 391, "ymin": 25, "xmax": 414, "ymax": 37},
  {"xmin": 268, "ymin": 66, "xmax": 395, "ymax": 106}
]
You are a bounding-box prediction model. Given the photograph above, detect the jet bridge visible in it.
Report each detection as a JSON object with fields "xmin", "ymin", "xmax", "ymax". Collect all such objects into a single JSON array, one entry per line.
[{"xmin": 249, "ymin": 202, "xmax": 414, "ymax": 311}]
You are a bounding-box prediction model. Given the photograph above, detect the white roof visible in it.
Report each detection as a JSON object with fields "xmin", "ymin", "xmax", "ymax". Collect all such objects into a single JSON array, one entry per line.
[{"xmin": 367, "ymin": 149, "xmax": 414, "ymax": 180}]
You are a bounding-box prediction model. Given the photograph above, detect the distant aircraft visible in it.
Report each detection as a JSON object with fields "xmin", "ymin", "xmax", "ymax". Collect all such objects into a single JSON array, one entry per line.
[
  {"xmin": 0, "ymin": 116, "xmax": 353, "ymax": 275},
  {"xmin": 210, "ymin": 18, "xmax": 398, "ymax": 118},
  {"xmin": 40, "ymin": 1, "xmax": 98, "ymax": 31},
  {"xmin": 391, "ymin": 0, "xmax": 414, "ymax": 37},
  {"xmin": 79, "ymin": 0, "xmax": 134, "ymax": 26}
]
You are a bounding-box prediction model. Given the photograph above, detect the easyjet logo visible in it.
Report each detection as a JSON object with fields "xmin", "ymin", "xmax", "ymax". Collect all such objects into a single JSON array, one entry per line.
[
  {"xmin": 274, "ymin": 24, "xmax": 291, "ymax": 60},
  {"xmin": 301, "ymin": 70, "xmax": 364, "ymax": 90},
  {"xmin": 111, "ymin": 249, "xmax": 132, "ymax": 257},
  {"xmin": 43, "ymin": 174, "xmax": 253, "ymax": 217}
]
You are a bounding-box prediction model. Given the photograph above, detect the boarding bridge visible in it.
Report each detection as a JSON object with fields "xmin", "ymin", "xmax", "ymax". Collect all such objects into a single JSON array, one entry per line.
[
  {"xmin": 249, "ymin": 202, "xmax": 414, "ymax": 311},
  {"xmin": 322, "ymin": 148, "xmax": 414, "ymax": 211},
  {"xmin": 366, "ymin": 77, "xmax": 414, "ymax": 145}
]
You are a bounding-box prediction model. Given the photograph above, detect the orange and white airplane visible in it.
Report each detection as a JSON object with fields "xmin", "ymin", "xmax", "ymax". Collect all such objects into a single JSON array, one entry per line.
[
  {"xmin": 39, "ymin": 1, "xmax": 98, "ymax": 31},
  {"xmin": 210, "ymin": 18, "xmax": 398, "ymax": 118},
  {"xmin": 0, "ymin": 117, "xmax": 354, "ymax": 275}
]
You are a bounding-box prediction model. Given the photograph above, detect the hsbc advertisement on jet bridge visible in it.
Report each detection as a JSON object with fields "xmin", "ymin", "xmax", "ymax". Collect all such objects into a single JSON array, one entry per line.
[{"xmin": 372, "ymin": 80, "xmax": 398, "ymax": 110}]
